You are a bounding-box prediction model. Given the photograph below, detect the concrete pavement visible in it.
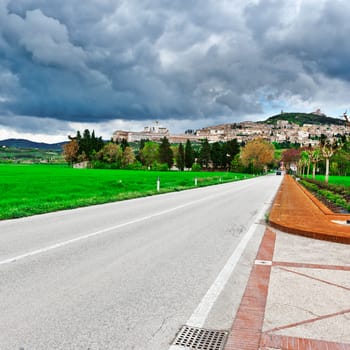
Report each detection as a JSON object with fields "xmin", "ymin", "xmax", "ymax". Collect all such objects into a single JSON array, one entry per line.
[{"xmin": 225, "ymin": 175, "xmax": 350, "ymax": 350}]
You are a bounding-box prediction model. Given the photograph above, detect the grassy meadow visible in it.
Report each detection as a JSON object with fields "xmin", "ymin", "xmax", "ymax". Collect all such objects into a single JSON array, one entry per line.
[
  {"xmin": 306, "ymin": 175, "xmax": 350, "ymax": 187},
  {"xmin": 0, "ymin": 147, "xmax": 64, "ymax": 163},
  {"xmin": 0, "ymin": 164, "xmax": 254, "ymax": 220}
]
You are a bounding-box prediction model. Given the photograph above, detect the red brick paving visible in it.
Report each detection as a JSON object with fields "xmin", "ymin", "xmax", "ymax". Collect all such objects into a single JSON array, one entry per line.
[
  {"xmin": 269, "ymin": 175, "xmax": 350, "ymax": 244},
  {"xmin": 224, "ymin": 229, "xmax": 275, "ymax": 350}
]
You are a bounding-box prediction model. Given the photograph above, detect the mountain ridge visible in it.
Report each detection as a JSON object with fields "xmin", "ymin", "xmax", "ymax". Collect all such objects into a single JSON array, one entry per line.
[
  {"xmin": 0, "ymin": 138, "xmax": 67, "ymax": 150},
  {"xmin": 262, "ymin": 112, "xmax": 345, "ymax": 126}
]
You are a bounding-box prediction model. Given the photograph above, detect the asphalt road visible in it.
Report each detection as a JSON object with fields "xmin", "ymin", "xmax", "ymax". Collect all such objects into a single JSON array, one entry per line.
[{"xmin": 0, "ymin": 174, "xmax": 283, "ymax": 349}]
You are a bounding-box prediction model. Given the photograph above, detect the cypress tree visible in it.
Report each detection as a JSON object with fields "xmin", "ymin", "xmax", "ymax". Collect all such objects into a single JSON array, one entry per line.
[
  {"xmin": 140, "ymin": 139, "xmax": 147, "ymax": 150},
  {"xmin": 210, "ymin": 142, "xmax": 222, "ymax": 169},
  {"xmin": 120, "ymin": 138, "xmax": 129, "ymax": 151},
  {"xmin": 225, "ymin": 139, "xmax": 240, "ymax": 169},
  {"xmin": 159, "ymin": 137, "xmax": 173, "ymax": 168},
  {"xmin": 199, "ymin": 138, "xmax": 211, "ymax": 168},
  {"xmin": 176, "ymin": 143, "xmax": 185, "ymax": 171},
  {"xmin": 184, "ymin": 139, "xmax": 194, "ymax": 169}
]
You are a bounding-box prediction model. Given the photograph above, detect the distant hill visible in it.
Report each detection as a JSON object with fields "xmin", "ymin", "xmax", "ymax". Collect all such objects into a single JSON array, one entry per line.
[
  {"xmin": 263, "ymin": 112, "xmax": 345, "ymax": 126},
  {"xmin": 0, "ymin": 138, "xmax": 67, "ymax": 150}
]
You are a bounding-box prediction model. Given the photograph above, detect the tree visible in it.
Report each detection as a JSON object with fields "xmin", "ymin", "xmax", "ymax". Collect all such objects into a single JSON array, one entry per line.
[
  {"xmin": 225, "ymin": 139, "xmax": 240, "ymax": 168},
  {"xmin": 75, "ymin": 130, "xmax": 82, "ymax": 144},
  {"xmin": 308, "ymin": 147, "xmax": 322, "ymax": 179},
  {"xmin": 159, "ymin": 137, "xmax": 173, "ymax": 168},
  {"xmin": 71, "ymin": 129, "xmax": 104, "ymax": 161},
  {"xmin": 298, "ymin": 150, "xmax": 310, "ymax": 177},
  {"xmin": 77, "ymin": 151, "xmax": 88, "ymax": 162},
  {"xmin": 281, "ymin": 148, "xmax": 300, "ymax": 173},
  {"xmin": 240, "ymin": 138, "xmax": 275, "ymax": 173},
  {"xmin": 135, "ymin": 138, "xmax": 148, "ymax": 162},
  {"xmin": 210, "ymin": 142, "xmax": 222, "ymax": 169},
  {"xmin": 139, "ymin": 139, "xmax": 148, "ymax": 150},
  {"xmin": 230, "ymin": 153, "xmax": 244, "ymax": 172},
  {"xmin": 63, "ymin": 139, "xmax": 79, "ymax": 165},
  {"xmin": 184, "ymin": 139, "xmax": 194, "ymax": 169},
  {"xmin": 320, "ymin": 138, "xmax": 341, "ymax": 183},
  {"xmin": 331, "ymin": 147, "xmax": 350, "ymax": 176},
  {"xmin": 79, "ymin": 129, "xmax": 92, "ymax": 158},
  {"xmin": 176, "ymin": 143, "xmax": 185, "ymax": 171},
  {"xmin": 90, "ymin": 130, "xmax": 104, "ymax": 154},
  {"xmin": 97, "ymin": 142, "xmax": 122, "ymax": 164},
  {"xmin": 140, "ymin": 141, "xmax": 159, "ymax": 167},
  {"xmin": 199, "ymin": 138, "xmax": 211, "ymax": 168},
  {"xmin": 120, "ymin": 138, "xmax": 129, "ymax": 151},
  {"xmin": 122, "ymin": 146, "xmax": 136, "ymax": 167}
]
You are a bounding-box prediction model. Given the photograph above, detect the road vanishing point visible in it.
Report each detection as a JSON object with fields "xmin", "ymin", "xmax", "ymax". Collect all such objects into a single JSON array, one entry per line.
[{"xmin": 0, "ymin": 174, "xmax": 283, "ymax": 349}]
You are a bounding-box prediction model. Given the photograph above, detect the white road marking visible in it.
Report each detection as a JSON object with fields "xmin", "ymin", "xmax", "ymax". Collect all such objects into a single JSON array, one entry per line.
[
  {"xmin": 183, "ymin": 192, "xmax": 275, "ymax": 329},
  {"xmin": 0, "ymin": 200, "xmax": 199, "ymax": 265},
  {"xmin": 0, "ymin": 183, "xmax": 253, "ymax": 266}
]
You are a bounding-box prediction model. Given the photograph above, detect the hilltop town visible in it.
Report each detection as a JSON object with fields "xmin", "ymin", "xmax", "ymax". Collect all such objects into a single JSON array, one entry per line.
[{"xmin": 113, "ymin": 110, "xmax": 348, "ymax": 146}]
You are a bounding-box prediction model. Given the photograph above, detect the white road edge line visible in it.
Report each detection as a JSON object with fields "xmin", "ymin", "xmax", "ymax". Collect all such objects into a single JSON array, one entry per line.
[
  {"xmin": 167, "ymin": 192, "xmax": 275, "ymax": 350},
  {"xmin": 183, "ymin": 192, "xmax": 275, "ymax": 329},
  {"xmin": 0, "ymin": 183, "xmax": 253, "ymax": 266}
]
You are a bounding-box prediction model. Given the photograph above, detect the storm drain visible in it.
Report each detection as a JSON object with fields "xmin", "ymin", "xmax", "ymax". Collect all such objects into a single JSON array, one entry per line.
[{"xmin": 172, "ymin": 325, "xmax": 228, "ymax": 350}]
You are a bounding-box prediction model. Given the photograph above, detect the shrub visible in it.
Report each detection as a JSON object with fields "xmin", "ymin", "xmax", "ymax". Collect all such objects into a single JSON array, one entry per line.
[
  {"xmin": 124, "ymin": 161, "xmax": 144, "ymax": 170},
  {"xmin": 191, "ymin": 163, "xmax": 201, "ymax": 172},
  {"xmin": 302, "ymin": 177, "xmax": 350, "ymax": 196},
  {"xmin": 151, "ymin": 161, "xmax": 169, "ymax": 171},
  {"xmin": 300, "ymin": 178, "xmax": 349, "ymax": 212},
  {"xmin": 91, "ymin": 161, "xmax": 121, "ymax": 169}
]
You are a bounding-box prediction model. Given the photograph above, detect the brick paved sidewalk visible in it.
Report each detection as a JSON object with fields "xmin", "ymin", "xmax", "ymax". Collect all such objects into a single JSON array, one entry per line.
[
  {"xmin": 225, "ymin": 175, "xmax": 350, "ymax": 350},
  {"xmin": 269, "ymin": 175, "xmax": 350, "ymax": 244},
  {"xmin": 225, "ymin": 228, "xmax": 350, "ymax": 350}
]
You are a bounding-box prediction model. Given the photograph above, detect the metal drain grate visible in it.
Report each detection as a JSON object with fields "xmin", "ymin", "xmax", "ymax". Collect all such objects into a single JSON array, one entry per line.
[{"xmin": 172, "ymin": 325, "xmax": 228, "ymax": 350}]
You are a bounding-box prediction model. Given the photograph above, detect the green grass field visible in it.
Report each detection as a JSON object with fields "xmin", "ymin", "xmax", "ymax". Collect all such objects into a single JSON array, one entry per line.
[
  {"xmin": 301, "ymin": 175, "xmax": 350, "ymax": 212},
  {"xmin": 0, "ymin": 164, "xmax": 254, "ymax": 220},
  {"xmin": 306, "ymin": 175, "xmax": 350, "ymax": 187},
  {"xmin": 0, "ymin": 147, "xmax": 64, "ymax": 163}
]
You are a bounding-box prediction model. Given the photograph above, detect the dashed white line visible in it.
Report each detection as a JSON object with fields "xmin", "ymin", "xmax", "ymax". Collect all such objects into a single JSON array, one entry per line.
[{"xmin": 0, "ymin": 200, "xmax": 199, "ymax": 266}]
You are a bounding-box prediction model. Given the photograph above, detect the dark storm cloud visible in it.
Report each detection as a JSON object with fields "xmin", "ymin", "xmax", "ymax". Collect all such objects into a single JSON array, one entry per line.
[
  {"xmin": 1, "ymin": 0, "xmax": 350, "ymax": 129},
  {"xmin": 244, "ymin": 0, "xmax": 350, "ymax": 92}
]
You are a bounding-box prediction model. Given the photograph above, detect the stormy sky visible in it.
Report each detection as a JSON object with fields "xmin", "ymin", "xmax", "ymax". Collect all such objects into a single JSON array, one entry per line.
[{"xmin": 0, "ymin": 0, "xmax": 349, "ymax": 142}]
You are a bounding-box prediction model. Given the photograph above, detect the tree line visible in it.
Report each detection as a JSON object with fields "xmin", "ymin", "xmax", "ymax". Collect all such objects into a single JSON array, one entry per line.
[
  {"xmin": 281, "ymin": 134, "xmax": 349, "ymax": 182},
  {"xmin": 63, "ymin": 129, "xmax": 279, "ymax": 173}
]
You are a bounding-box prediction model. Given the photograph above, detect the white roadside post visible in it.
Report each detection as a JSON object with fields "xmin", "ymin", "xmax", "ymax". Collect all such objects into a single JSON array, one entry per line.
[
  {"xmin": 157, "ymin": 176, "xmax": 160, "ymax": 192},
  {"xmin": 195, "ymin": 177, "xmax": 198, "ymax": 186}
]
